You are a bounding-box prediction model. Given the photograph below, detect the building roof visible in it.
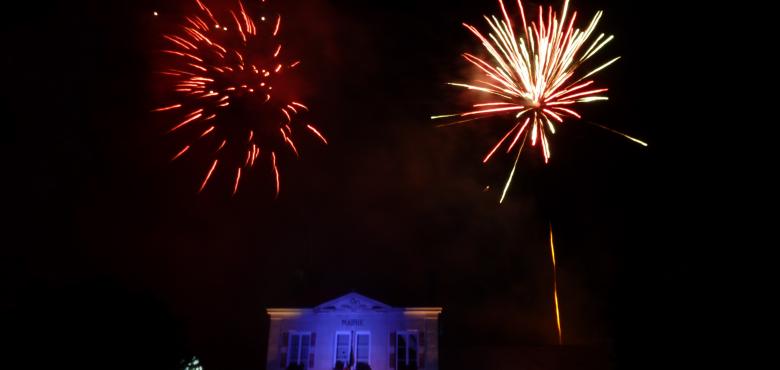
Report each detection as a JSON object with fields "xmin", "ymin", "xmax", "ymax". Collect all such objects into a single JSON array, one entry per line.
[
  {"xmin": 314, "ymin": 292, "xmax": 391, "ymax": 312},
  {"xmin": 266, "ymin": 292, "xmax": 442, "ymax": 318}
]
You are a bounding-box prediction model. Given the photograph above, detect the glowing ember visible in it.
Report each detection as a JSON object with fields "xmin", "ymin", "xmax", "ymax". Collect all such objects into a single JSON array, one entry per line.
[{"xmin": 154, "ymin": 0, "xmax": 326, "ymax": 196}]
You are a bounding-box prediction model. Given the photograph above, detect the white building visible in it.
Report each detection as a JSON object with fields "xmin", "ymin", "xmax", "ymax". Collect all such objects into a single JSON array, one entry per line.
[{"xmin": 266, "ymin": 293, "xmax": 442, "ymax": 370}]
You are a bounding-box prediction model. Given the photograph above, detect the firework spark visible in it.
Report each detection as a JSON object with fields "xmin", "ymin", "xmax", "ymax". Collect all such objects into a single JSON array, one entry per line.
[
  {"xmin": 433, "ymin": 0, "xmax": 645, "ymax": 202},
  {"xmin": 154, "ymin": 0, "xmax": 326, "ymax": 196}
]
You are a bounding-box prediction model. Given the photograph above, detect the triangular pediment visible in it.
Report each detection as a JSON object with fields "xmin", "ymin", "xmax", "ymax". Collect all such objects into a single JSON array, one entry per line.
[{"xmin": 314, "ymin": 292, "xmax": 391, "ymax": 312}]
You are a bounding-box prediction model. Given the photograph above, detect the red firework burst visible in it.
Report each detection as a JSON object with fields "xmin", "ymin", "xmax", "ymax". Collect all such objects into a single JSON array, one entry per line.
[{"xmin": 153, "ymin": 0, "xmax": 326, "ymax": 196}]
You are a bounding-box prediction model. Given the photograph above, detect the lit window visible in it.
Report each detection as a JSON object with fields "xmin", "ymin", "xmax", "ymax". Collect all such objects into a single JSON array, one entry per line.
[
  {"xmin": 396, "ymin": 332, "xmax": 418, "ymax": 370},
  {"xmin": 334, "ymin": 332, "xmax": 350, "ymax": 367},
  {"xmin": 356, "ymin": 332, "xmax": 370, "ymax": 365},
  {"xmin": 288, "ymin": 332, "xmax": 312, "ymax": 369},
  {"xmin": 334, "ymin": 332, "xmax": 370, "ymax": 368}
]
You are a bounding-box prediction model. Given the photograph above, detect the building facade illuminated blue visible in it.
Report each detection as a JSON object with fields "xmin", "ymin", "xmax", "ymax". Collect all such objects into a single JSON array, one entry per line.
[{"xmin": 266, "ymin": 293, "xmax": 442, "ymax": 370}]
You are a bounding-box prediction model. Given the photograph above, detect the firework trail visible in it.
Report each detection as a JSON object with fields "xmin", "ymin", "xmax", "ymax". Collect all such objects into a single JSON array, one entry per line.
[
  {"xmin": 153, "ymin": 0, "xmax": 326, "ymax": 196},
  {"xmin": 549, "ymin": 224, "xmax": 562, "ymax": 344},
  {"xmin": 432, "ymin": 0, "xmax": 645, "ymax": 203}
]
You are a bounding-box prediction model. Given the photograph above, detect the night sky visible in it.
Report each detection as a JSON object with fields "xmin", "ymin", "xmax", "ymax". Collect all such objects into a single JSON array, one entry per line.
[{"xmin": 4, "ymin": 1, "xmax": 697, "ymax": 369}]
